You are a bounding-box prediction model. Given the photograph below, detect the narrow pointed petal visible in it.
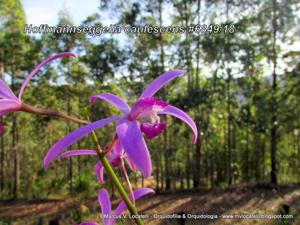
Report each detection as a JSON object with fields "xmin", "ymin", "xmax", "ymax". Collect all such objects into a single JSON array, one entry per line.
[
  {"xmin": 98, "ymin": 189, "xmax": 112, "ymax": 225},
  {"xmin": 94, "ymin": 161, "xmax": 105, "ymax": 183},
  {"xmin": 18, "ymin": 52, "xmax": 76, "ymax": 100},
  {"xmin": 0, "ymin": 99, "xmax": 21, "ymax": 113},
  {"xmin": 43, "ymin": 115, "xmax": 122, "ymax": 170},
  {"xmin": 58, "ymin": 150, "xmax": 97, "ymax": 159},
  {"xmin": 89, "ymin": 93, "xmax": 130, "ymax": 114},
  {"xmin": 158, "ymin": 105, "xmax": 198, "ymax": 144},
  {"xmin": 0, "ymin": 79, "xmax": 17, "ymax": 100},
  {"xmin": 116, "ymin": 119, "xmax": 151, "ymax": 177},
  {"xmin": 140, "ymin": 70, "xmax": 185, "ymax": 99},
  {"xmin": 111, "ymin": 188, "xmax": 155, "ymax": 224}
]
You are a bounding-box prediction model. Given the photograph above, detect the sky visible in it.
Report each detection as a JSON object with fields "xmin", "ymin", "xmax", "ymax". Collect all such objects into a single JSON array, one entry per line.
[
  {"xmin": 20, "ymin": 0, "xmax": 300, "ymax": 55},
  {"xmin": 21, "ymin": 0, "xmax": 101, "ymax": 26}
]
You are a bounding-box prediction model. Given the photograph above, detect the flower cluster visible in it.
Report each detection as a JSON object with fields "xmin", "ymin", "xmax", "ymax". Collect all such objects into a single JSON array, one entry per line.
[
  {"xmin": 1, "ymin": 52, "xmax": 197, "ymax": 225},
  {"xmin": 44, "ymin": 69, "xmax": 198, "ymax": 177},
  {"xmin": 43, "ymin": 68, "xmax": 197, "ymax": 224}
]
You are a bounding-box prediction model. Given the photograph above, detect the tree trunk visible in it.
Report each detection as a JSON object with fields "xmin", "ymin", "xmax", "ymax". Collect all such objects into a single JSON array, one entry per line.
[
  {"xmin": 227, "ymin": 68, "xmax": 232, "ymax": 187},
  {"xmin": 193, "ymin": 0, "xmax": 202, "ymax": 189},
  {"xmin": 12, "ymin": 114, "xmax": 19, "ymax": 199},
  {"xmin": 223, "ymin": 0, "xmax": 233, "ymax": 188},
  {"xmin": 270, "ymin": 0, "xmax": 278, "ymax": 185},
  {"xmin": 210, "ymin": 153, "xmax": 214, "ymax": 188},
  {"xmin": 193, "ymin": 129, "xmax": 201, "ymax": 188},
  {"xmin": 11, "ymin": 63, "xmax": 19, "ymax": 199},
  {"xmin": 0, "ymin": 117, "xmax": 5, "ymax": 193},
  {"xmin": 155, "ymin": 154, "xmax": 160, "ymax": 191},
  {"xmin": 157, "ymin": 0, "xmax": 169, "ymax": 191},
  {"xmin": 160, "ymin": 151, "xmax": 164, "ymax": 190},
  {"xmin": 245, "ymin": 122, "xmax": 249, "ymax": 181},
  {"xmin": 186, "ymin": 145, "xmax": 190, "ymax": 189},
  {"xmin": 67, "ymin": 60, "xmax": 73, "ymax": 192},
  {"xmin": 164, "ymin": 152, "xmax": 171, "ymax": 190},
  {"xmin": 0, "ymin": 65, "xmax": 5, "ymax": 193}
]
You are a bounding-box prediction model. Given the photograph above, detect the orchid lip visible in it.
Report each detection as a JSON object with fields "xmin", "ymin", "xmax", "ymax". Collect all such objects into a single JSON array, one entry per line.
[{"xmin": 140, "ymin": 122, "xmax": 166, "ymax": 139}]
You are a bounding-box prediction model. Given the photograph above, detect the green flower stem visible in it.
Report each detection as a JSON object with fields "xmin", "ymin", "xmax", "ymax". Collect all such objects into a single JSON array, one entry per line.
[{"xmin": 90, "ymin": 131, "xmax": 144, "ymax": 225}]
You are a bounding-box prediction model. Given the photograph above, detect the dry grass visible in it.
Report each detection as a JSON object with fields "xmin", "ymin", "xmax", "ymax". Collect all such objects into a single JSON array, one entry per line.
[{"xmin": 0, "ymin": 185, "xmax": 299, "ymax": 225}]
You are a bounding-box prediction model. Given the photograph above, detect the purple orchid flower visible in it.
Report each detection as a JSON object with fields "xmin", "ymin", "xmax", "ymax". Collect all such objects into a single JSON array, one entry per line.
[
  {"xmin": 44, "ymin": 70, "xmax": 198, "ymax": 178},
  {"xmin": 58, "ymin": 137, "xmax": 136, "ymax": 183},
  {"xmin": 0, "ymin": 52, "xmax": 76, "ymax": 117},
  {"xmin": 75, "ymin": 187, "xmax": 154, "ymax": 225}
]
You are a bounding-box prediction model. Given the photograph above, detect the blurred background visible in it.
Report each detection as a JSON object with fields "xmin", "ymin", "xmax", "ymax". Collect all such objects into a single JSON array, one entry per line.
[{"xmin": 0, "ymin": 0, "xmax": 300, "ymax": 224}]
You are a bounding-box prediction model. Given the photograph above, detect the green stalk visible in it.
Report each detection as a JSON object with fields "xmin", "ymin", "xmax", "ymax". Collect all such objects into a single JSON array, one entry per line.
[{"xmin": 90, "ymin": 131, "xmax": 144, "ymax": 225}]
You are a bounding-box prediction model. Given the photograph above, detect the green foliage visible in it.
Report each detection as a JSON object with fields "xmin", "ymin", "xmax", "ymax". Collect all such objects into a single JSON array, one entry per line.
[{"xmin": 73, "ymin": 173, "xmax": 93, "ymax": 194}]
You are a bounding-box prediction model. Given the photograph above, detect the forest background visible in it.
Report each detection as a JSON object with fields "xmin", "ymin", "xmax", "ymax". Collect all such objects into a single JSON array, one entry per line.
[{"xmin": 0, "ymin": 0, "xmax": 300, "ymax": 224}]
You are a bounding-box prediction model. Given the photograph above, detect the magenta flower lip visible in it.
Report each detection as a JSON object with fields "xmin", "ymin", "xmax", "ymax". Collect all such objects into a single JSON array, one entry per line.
[{"xmin": 44, "ymin": 69, "xmax": 198, "ymax": 178}]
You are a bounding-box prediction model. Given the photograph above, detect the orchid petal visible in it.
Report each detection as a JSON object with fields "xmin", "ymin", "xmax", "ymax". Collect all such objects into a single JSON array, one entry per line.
[
  {"xmin": 116, "ymin": 119, "xmax": 151, "ymax": 177},
  {"xmin": 0, "ymin": 79, "xmax": 17, "ymax": 100},
  {"xmin": 89, "ymin": 93, "xmax": 130, "ymax": 114},
  {"xmin": 18, "ymin": 52, "xmax": 76, "ymax": 100},
  {"xmin": 111, "ymin": 188, "xmax": 155, "ymax": 224},
  {"xmin": 58, "ymin": 150, "xmax": 97, "ymax": 159},
  {"xmin": 158, "ymin": 105, "xmax": 198, "ymax": 144},
  {"xmin": 0, "ymin": 99, "xmax": 21, "ymax": 113},
  {"xmin": 140, "ymin": 70, "xmax": 185, "ymax": 99},
  {"xmin": 98, "ymin": 189, "xmax": 112, "ymax": 225},
  {"xmin": 94, "ymin": 162, "xmax": 105, "ymax": 184},
  {"xmin": 43, "ymin": 115, "xmax": 122, "ymax": 170}
]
